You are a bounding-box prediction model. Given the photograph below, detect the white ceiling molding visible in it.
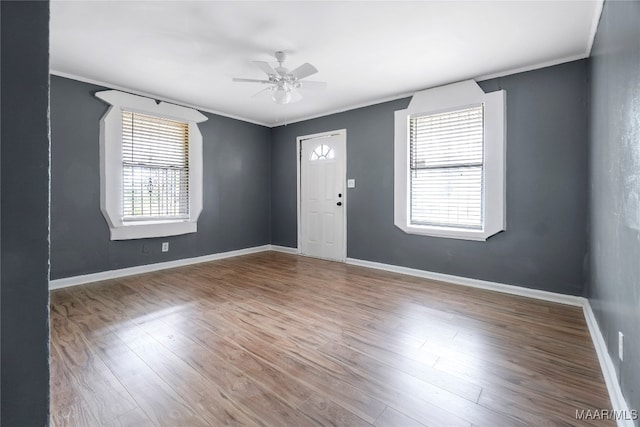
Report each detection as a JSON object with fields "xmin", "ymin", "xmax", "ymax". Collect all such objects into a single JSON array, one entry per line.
[
  {"xmin": 474, "ymin": 53, "xmax": 589, "ymax": 83},
  {"xmin": 586, "ymin": 0, "xmax": 605, "ymax": 56},
  {"xmin": 51, "ymin": 1, "xmax": 603, "ymax": 127},
  {"xmin": 50, "ymin": 69, "xmax": 271, "ymax": 127}
]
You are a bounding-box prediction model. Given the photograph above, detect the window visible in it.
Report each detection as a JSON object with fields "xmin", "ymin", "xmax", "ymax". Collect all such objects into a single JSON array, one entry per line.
[
  {"xmin": 410, "ymin": 106, "xmax": 484, "ymax": 229},
  {"xmin": 122, "ymin": 111, "xmax": 190, "ymax": 221},
  {"xmin": 394, "ymin": 80, "xmax": 505, "ymax": 241},
  {"xmin": 310, "ymin": 144, "xmax": 335, "ymax": 160},
  {"xmin": 96, "ymin": 90, "xmax": 207, "ymax": 240}
]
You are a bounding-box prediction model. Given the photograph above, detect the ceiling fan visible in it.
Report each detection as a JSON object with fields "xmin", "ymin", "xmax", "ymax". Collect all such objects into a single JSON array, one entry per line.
[{"xmin": 233, "ymin": 51, "xmax": 327, "ymax": 105}]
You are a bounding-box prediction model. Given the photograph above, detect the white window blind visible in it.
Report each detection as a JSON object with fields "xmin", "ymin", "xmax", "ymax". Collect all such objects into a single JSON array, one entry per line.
[
  {"xmin": 122, "ymin": 111, "xmax": 189, "ymax": 221},
  {"xmin": 409, "ymin": 105, "xmax": 484, "ymax": 229}
]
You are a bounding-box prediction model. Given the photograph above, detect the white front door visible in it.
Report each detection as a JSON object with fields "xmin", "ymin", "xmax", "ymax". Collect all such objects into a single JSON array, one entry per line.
[{"xmin": 299, "ymin": 131, "xmax": 346, "ymax": 261}]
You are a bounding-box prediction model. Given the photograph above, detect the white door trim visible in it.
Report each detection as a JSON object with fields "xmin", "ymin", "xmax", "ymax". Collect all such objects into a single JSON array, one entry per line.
[{"xmin": 297, "ymin": 129, "xmax": 347, "ymax": 261}]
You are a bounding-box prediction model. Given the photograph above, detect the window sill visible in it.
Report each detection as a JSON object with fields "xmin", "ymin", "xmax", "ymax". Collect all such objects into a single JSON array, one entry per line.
[
  {"xmin": 110, "ymin": 220, "xmax": 197, "ymax": 240},
  {"xmin": 395, "ymin": 222, "xmax": 501, "ymax": 241}
]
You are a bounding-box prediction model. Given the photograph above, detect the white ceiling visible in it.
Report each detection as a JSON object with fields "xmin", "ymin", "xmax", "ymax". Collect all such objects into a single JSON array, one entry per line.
[{"xmin": 50, "ymin": 1, "xmax": 602, "ymax": 127}]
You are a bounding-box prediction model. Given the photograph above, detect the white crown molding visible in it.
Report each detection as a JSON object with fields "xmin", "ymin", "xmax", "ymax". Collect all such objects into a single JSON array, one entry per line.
[
  {"xmin": 270, "ymin": 54, "xmax": 589, "ymax": 127},
  {"xmin": 54, "ymin": 50, "xmax": 588, "ymax": 130},
  {"xmin": 278, "ymin": 91, "xmax": 416, "ymax": 127},
  {"xmin": 50, "ymin": 69, "xmax": 271, "ymax": 128},
  {"xmin": 475, "ymin": 53, "xmax": 588, "ymax": 82},
  {"xmin": 586, "ymin": 0, "xmax": 605, "ymax": 57}
]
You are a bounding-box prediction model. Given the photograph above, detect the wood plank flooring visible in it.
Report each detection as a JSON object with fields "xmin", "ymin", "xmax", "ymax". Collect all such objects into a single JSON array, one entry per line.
[{"xmin": 50, "ymin": 251, "xmax": 613, "ymax": 426}]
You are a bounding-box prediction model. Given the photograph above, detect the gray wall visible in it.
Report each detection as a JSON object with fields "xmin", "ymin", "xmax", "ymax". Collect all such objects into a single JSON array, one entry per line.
[
  {"xmin": 588, "ymin": 0, "xmax": 640, "ymax": 420},
  {"xmin": 50, "ymin": 76, "xmax": 271, "ymax": 279},
  {"xmin": 1, "ymin": 1, "xmax": 51, "ymax": 425},
  {"xmin": 272, "ymin": 61, "xmax": 589, "ymax": 295},
  {"xmin": 43, "ymin": 3, "xmax": 640, "ymax": 418}
]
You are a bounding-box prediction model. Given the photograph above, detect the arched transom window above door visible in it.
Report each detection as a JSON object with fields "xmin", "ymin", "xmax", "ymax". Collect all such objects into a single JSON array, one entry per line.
[{"xmin": 310, "ymin": 144, "xmax": 335, "ymax": 161}]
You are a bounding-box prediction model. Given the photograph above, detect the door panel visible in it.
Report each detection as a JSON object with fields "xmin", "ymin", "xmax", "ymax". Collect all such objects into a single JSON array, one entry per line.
[
  {"xmin": 300, "ymin": 133, "xmax": 346, "ymax": 261},
  {"xmin": 324, "ymin": 213, "xmax": 335, "ymax": 244}
]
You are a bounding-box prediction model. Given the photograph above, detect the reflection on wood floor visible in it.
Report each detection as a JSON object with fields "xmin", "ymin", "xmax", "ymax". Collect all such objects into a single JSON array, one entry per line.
[{"xmin": 50, "ymin": 251, "xmax": 613, "ymax": 426}]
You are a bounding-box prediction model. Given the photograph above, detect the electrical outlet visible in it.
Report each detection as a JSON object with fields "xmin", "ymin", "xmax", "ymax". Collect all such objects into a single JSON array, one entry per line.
[
  {"xmin": 618, "ymin": 331, "xmax": 624, "ymax": 361},
  {"xmin": 161, "ymin": 242, "xmax": 169, "ymax": 252}
]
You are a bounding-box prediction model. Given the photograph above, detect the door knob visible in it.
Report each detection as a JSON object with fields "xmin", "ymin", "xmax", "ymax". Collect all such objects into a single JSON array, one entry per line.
[{"xmin": 337, "ymin": 202, "xmax": 343, "ymax": 206}]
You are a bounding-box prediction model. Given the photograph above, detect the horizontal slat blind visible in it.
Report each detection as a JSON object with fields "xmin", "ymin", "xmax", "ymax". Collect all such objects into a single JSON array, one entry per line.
[
  {"xmin": 410, "ymin": 105, "xmax": 484, "ymax": 229},
  {"xmin": 122, "ymin": 111, "xmax": 189, "ymax": 220}
]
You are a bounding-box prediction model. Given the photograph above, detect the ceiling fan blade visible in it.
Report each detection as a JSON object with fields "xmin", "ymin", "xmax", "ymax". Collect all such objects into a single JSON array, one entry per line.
[
  {"xmin": 232, "ymin": 78, "xmax": 271, "ymax": 84},
  {"xmin": 251, "ymin": 86, "xmax": 274, "ymax": 98},
  {"xmin": 297, "ymin": 80, "xmax": 327, "ymax": 91},
  {"xmin": 289, "ymin": 63, "xmax": 318, "ymax": 80},
  {"xmin": 253, "ymin": 61, "xmax": 278, "ymax": 76}
]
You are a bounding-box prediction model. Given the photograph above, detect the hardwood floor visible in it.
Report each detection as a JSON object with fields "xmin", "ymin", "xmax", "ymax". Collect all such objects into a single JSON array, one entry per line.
[{"xmin": 50, "ymin": 251, "xmax": 613, "ymax": 426}]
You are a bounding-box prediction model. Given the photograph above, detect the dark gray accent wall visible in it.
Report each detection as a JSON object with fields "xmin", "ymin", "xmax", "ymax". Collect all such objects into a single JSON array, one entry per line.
[
  {"xmin": 1, "ymin": 1, "xmax": 51, "ymax": 425},
  {"xmin": 272, "ymin": 60, "xmax": 589, "ymax": 295},
  {"xmin": 588, "ymin": 0, "xmax": 640, "ymax": 420},
  {"xmin": 50, "ymin": 76, "xmax": 271, "ymax": 279}
]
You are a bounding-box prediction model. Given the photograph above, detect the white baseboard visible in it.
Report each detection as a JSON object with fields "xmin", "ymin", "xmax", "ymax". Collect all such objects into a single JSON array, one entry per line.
[
  {"xmin": 49, "ymin": 247, "xmax": 633, "ymax": 426},
  {"xmin": 345, "ymin": 256, "xmax": 633, "ymax": 427},
  {"xmin": 583, "ymin": 302, "xmax": 635, "ymax": 427},
  {"xmin": 269, "ymin": 245, "xmax": 298, "ymax": 254},
  {"xmin": 345, "ymin": 257, "xmax": 586, "ymax": 306},
  {"xmin": 49, "ymin": 245, "xmax": 271, "ymax": 290}
]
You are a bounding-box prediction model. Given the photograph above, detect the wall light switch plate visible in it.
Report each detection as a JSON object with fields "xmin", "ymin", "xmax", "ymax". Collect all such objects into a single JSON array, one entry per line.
[
  {"xmin": 347, "ymin": 179, "xmax": 356, "ymax": 188},
  {"xmin": 618, "ymin": 331, "xmax": 624, "ymax": 361}
]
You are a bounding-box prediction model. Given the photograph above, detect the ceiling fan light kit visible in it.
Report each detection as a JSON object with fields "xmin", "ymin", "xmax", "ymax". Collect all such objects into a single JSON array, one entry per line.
[
  {"xmin": 272, "ymin": 85, "xmax": 292, "ymax": 105},
  {"xmin": 233, "ymin": 51, "xmax": 327, "ymax": 105}
]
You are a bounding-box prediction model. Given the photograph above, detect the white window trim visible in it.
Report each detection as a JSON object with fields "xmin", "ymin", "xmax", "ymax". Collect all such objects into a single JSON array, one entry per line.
[
  {"xmin": 96, "ymin": 90, "xmax": 207, "ymax": 240},
  {"xmin": 394, "ymin": 80, "xmax": 506, "ymax": 241}
]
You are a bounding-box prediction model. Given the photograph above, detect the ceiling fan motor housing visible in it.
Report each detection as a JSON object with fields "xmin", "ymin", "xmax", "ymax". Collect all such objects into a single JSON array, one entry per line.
[
  {"xmin": 232, "ymin": 50, "xmax": 325, "ymax": 105},
  {"xmin": 275, "ymin": 51, "xmax": 287, "ymax": 63}
]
